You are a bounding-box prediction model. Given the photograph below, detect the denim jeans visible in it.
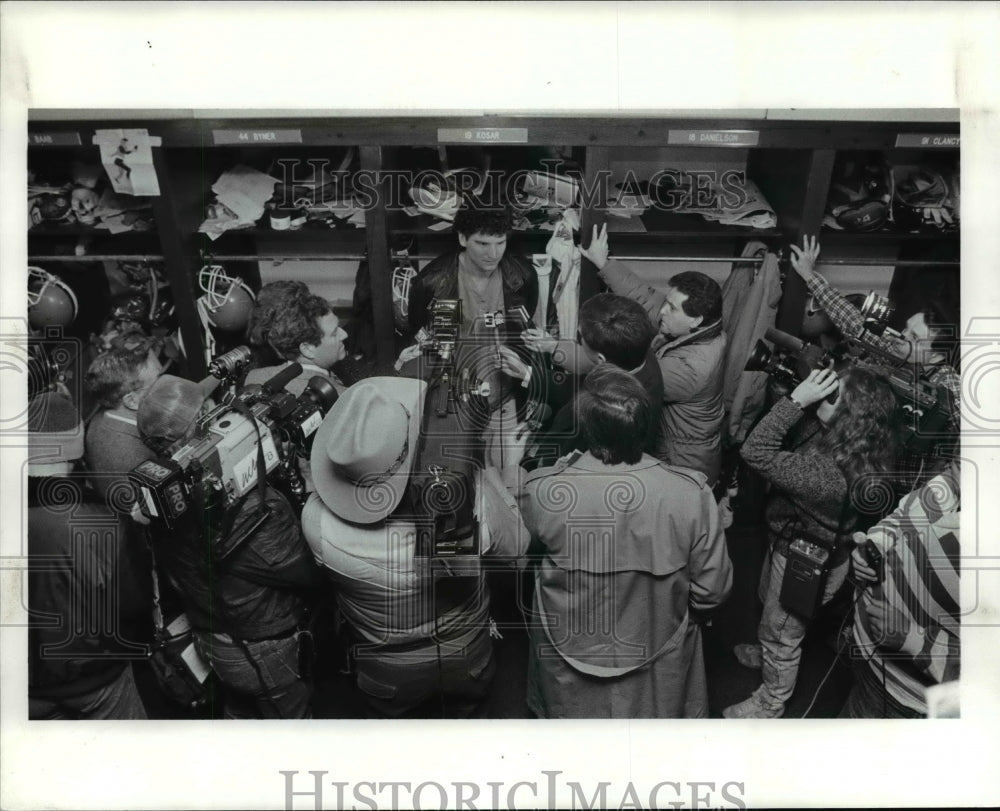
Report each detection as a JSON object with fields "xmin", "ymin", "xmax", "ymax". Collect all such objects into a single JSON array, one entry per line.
[
  {"xmin": 195, "ymin": 631, "xmax": 312, "ymax": 719},
  {"xmin": 757, "ymin": 548, "xmax": 849, "ymax": 705},
  {"xmin": 29, "ymin": 664, "xmax": 147, "ymax": 720},
  {"xmin": 352, "ymin": 629, "xmax": 495, "ymax": 718},
  {"xmin": 839, "ymin": 657, "xmax": 923, "ymax": 719}
]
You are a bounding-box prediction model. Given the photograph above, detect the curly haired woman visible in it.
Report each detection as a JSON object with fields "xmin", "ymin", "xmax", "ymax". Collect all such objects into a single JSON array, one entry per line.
[{"xmin": 724, "ymin": 366, "xmax": 899, "ymax": 718}]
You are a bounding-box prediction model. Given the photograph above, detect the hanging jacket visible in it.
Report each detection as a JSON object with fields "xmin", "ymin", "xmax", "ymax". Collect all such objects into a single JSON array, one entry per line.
[
  {"xmin": 530, "ymin": 254, "xmax": 566, "ymax": 337},
  {"xmin": 720, "ymin": 242, "xmax": 783, "ymax": 444}
]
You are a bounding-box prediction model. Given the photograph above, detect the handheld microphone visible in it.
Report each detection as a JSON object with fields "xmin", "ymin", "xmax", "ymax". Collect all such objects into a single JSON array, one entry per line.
[
  {"xmin": 261, "ymin": 362, "xmax": 303, "ymax": 394},
  {"xmin": 764, "ymin": 326, "xmax": 806, "ymax": 354},
  {"xmin": 525, "ymin": 401, "xmax": 553, "ymax": 431}
]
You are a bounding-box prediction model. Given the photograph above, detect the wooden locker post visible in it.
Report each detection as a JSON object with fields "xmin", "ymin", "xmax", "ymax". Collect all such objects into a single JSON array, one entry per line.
[
  {"xmin": 579, "ymin": 145, "xmax": 610, "ymax": 304},
  {"xmin": 775, "ymin": 148, "xmax": 836, "ymax": 335},
  {"xmin": 359, "ymin": 146, "xmax": 395, "ymax": 368},
  {"xmin": 150, "ymin": 146, "xmax": 207, "ymax": 379}
]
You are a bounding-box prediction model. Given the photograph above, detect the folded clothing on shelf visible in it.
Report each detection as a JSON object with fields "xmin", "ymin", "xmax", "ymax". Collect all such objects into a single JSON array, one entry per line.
[{"xmin": 198, "ymin": 165, "xmax": 279, "ymax": 240}]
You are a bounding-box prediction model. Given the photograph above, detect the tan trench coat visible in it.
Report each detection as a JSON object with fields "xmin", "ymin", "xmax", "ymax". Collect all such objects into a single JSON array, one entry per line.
[{"xmin": 521, "ymin": 452, "xmax": 733, "ymax": 718}]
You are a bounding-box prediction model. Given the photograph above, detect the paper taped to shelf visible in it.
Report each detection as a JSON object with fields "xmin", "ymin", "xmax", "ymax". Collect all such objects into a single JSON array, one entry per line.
[
  {"xmin": 199, "ymin": 165, "xmax": 280, "ymax": 240},
  {"xmin": 93, "ymin": 128, "xmax": 162, "ymax": 196},
  {"xmin": 409, "ymin": 183, "xmax": 461, "ymax": 222}
]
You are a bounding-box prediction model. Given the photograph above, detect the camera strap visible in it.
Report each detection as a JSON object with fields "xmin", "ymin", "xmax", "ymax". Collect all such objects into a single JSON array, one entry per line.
[
  {"xmin": 210, "ymin": 398, "xmax": 272, "ymax": 561},
  {"xmin": 782, "ymin": 491, "xmax": 852, "ymax": 556},
  {"xmin": 229, "ymin": 398, "xmax": 270, "ymax": 508},
  {"xmin": 146, "ymin": 532, "xmax": 168, "ymax": 638}
]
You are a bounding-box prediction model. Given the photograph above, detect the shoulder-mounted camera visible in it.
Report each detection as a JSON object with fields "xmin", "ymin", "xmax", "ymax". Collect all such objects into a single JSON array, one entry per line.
[{"xmin": 129, "ymin": 353, "xmax": 338, "ymax": 527}]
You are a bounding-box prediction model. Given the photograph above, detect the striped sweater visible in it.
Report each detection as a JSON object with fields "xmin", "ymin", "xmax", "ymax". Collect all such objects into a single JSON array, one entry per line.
[{"xmin": 852, "ymin": 464, "xmax": 961, "ymax": 715}]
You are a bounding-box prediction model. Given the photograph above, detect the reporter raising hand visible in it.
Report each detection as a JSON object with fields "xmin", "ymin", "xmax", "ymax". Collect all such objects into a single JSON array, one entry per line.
[{"xmin": 789, "ymin": 234, "xmax": 821, "ymax": 282}]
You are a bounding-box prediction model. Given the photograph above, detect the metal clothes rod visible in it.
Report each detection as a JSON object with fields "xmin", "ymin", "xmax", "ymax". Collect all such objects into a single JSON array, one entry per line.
[
  {"xmin": 605, "ymin": 256, "xmax": 958, "ymax": 266},
  {"xmin": 28, "ymin": 255, "xmax": 165, "ymax": 262},
  {"xmin": 604, "ymin": 255, "xmax": 765, "ymax": 264},
  {"xmin": 207, "ymin": 254, "xmax": 770, "ymax": 263},
  {"xmin": 29, "ymin": 254, "xmax": 959, "ymax": 267},
  {"xmin": 232, "ymin": 255, "xmax": 770, "ymax": 263},
  {"xmin": 211, "ymin": 255, "xmax": 369, "ymax": 262},
  {"xmin": 806, "ymin": 259, "xmax": 959, "ymax": 267},
  {"xmin": 251, "ymin": 255, "xmax": 959, "ymax": 267}
]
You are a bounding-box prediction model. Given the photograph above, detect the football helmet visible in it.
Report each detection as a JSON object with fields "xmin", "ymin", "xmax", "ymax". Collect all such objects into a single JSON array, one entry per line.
[
  {"xmin": 197, "ymin": 265, "xmax": 256, "ymax": 332},
  {"xmin": 892, "ymin": 167, "xmax": 956, "ymax": 231},
  {"xmin": 826, "ymin": 155, "xmax": 891, "ymax": 232},
  {"xmin": 27, "ymin": 266, "xmax": 79, "ymax": 329}
]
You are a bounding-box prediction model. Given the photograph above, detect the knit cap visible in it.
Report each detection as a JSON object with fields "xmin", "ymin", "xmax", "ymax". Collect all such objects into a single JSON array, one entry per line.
[{"xmin": 137, "ymin": 374, "xmax": 207, "ymax": 448}]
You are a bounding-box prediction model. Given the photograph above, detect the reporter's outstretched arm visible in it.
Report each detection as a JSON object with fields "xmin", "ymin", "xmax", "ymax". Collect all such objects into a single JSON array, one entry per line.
[
  {"xmin": 792, "ymin": 235, "xmax": 898, "ymax": 357},
  {"xmin": 585, "ymin": 224, "xmax": 667, "ymax": 326},
  {"xmin": 687, "ymin": 482, "xmax": 734, "ymax": 614},
  {"xmin": 477, "ymin": 465, "xmax": 530, "ymax": 561}
]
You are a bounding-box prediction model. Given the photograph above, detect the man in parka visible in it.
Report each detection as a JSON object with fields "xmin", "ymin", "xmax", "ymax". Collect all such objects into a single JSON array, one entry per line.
[{"xmin": 582, "ymin": 224, "xmax": 726, "ymax": 485}]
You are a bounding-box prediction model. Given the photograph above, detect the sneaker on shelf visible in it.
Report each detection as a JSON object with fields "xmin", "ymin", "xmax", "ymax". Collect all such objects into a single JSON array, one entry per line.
[
  {"xmin": 723, "ymin": 686, "xmax": 785, "ymax": 719},
  {"xmin": 733, "ymin": 643, "xmax": 763, "ymax": 669}
]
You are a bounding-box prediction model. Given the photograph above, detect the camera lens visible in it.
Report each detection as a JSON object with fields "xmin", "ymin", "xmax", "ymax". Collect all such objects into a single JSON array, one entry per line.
[{"xmin": 303, "ymin": 376, "xmax": 338, "ymax": 411}]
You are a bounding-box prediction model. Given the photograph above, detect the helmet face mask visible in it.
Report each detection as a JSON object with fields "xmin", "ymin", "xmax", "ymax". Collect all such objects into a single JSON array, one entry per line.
[
  {"xmin": 27, "ymin": 267, "xmax": 79, "ymax": 329},
  {"xmin": 197, "ymin": 265, "xmax": 256, "ymax": 332},
  {"xmin": 826, "ymin": 155, "xmax": 891, "ymax": 232},
  {"xmin": 892, "ymin": 167, "xmax": 957, "ymax": 232}
]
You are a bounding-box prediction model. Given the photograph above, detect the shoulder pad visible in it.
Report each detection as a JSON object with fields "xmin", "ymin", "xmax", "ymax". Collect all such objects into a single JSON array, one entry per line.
[
  {"xmin": 523, "ymin": 449, "xmax": 583, "ymax": 484},
  {"xmin": 655, "ymin": 462, "xmax": 709, "ymax": 490}
]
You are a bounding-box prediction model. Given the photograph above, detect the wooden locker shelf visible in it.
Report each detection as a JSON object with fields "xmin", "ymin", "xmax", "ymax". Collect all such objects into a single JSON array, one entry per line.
[{"xmin": 27, "ymin": 112, "xmax": 960, "ymax": 372}]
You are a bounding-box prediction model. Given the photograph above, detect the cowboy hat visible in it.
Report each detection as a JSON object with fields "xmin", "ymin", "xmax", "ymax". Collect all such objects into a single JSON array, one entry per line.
[{"xmin": 310, "ymin": 376, "xmax": 426, "ymax": 524}]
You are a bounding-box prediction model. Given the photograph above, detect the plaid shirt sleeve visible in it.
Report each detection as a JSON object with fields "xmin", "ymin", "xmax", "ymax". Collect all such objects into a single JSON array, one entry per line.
[
  {"xmin": 928, "ymin": 365, "xmax": 962, "ymax": 430},
  {"xmin": 805, "ymin": 272, "xmax": 898, "ymax": 355},
  {"xmin": 807, "ymin": 273, "xmax": 962, "ymax": 430}
]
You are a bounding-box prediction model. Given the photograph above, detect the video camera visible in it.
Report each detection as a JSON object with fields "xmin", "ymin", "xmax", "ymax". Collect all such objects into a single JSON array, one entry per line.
[
  {"xmin": 745, "ymin": 326, "xmax": 838, "ymax": 389},
  {"xmin": 410, "ymin": 300, "xmax": 543, "ymax": 561},
  {"xmin": 409, "ymin": 299, "xmax": 487, "ymax": 560},
  {"xmin": 747, "ymin": 291, "xmax": 907, "ymax": 386},
  {"xmin": 423, "ymin": 298, "xmax": 462, "ymax": 364},
  {"xmin": 418, "ymin": 298, "xmax": 494, "ymax": 421},
  {"xmin": 745, "ymin": 293, "xmax": 954, "ymax": 452},
  {"xmin": 856, "ymin": 291, "xmax": 901, "ymax": 341},
  {"xmin": 27, "ymin": 338, "xmax": 63, "ymax": 400},
  {"xmin": 846, "ymin": 295, "xmax": 952, "ymax": 450},
  {"xmin": 129, "ymin": 354, "xmax": 338, "ymax": 527}
]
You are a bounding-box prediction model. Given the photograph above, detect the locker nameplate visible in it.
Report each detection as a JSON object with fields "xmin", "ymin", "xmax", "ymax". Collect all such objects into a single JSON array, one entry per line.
[
  {"xmin": 29, "ymin": 132, "xmax": 82, "ymax": 146},
  {"xmin": 668, "ymin": 129, "xmax": 760, "ymax": 146},
  {"xmin": 894, "ymin": 133, "xmax": 960, "ymax": 148},
  {"xmin": 437, "ymin": 128, "xmax": 529, "ymax": 144},
  {"xmin": 212, "ymin": 129, "xmax": 303, "ymax": 145}
]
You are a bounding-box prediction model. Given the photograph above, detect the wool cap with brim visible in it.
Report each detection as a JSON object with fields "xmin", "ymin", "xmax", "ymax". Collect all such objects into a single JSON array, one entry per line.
[
  {"xmin": 27, "ymin": 392, "xmax": 84, "ymax": 474},
  {"xmin": 310, "ymin": 376, "xmax": 426, "ymax": 524},
  {"xmin": 137, "ymin": 374, "xmax": 209, "ymax": 447}
]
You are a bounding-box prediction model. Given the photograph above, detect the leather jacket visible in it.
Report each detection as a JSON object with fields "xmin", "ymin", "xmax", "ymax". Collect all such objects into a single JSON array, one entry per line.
[{"xmin": 406, "ymin": 249, "xmax": 540, "ymax": 338}]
